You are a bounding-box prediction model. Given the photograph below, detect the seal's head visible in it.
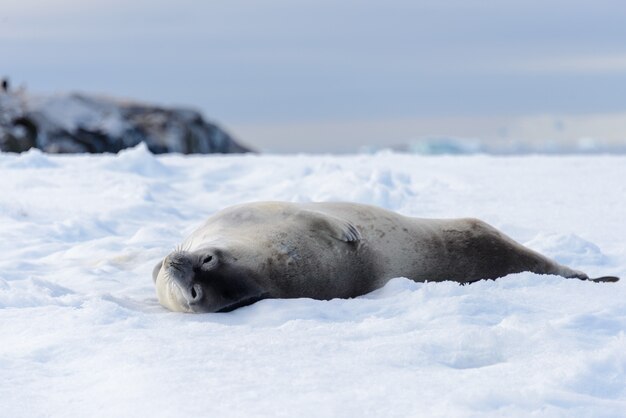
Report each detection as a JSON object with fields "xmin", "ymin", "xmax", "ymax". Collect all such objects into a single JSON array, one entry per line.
[{"xmin": 153, "ymin": 247, "xmax": 267, "ymax": 313}]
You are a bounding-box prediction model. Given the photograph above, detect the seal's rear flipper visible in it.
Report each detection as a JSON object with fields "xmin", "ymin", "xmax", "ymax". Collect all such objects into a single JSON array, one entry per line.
[{"xmin": 589, "ymin": 276, "xmax": 620, "ymax": 283}]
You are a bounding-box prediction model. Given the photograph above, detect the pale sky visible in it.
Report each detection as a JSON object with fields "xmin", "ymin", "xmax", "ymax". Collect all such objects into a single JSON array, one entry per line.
[{"xmin": 2, "ymin": 0, "xmax": 626, "ymax": 152}]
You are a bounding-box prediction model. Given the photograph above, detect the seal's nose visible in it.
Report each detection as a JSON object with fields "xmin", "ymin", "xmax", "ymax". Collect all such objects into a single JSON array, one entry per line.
[
  {"xmin": 179, "ymin": 283, "xmax": 204, "ymax": 306},
  {"xmin": 185, "ymin": 284, "xmax": 203, "ymax": 305}
]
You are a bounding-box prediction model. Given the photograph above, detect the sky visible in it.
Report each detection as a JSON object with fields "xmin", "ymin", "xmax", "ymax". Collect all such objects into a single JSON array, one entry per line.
[{"xmin": 2, "ymin": 0, "xmax": 626, "ymax": 152}]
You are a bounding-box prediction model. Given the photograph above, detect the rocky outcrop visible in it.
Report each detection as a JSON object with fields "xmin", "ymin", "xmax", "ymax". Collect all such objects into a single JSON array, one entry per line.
[{"xmin": 0, "ymin": 90, "xmax": 251, "ymax": 154}]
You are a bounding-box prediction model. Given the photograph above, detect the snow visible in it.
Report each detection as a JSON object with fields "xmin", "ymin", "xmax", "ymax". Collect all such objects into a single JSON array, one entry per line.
[{"xmin": 1, "ymin": 145, "xmax": 625, "ymax": 417}]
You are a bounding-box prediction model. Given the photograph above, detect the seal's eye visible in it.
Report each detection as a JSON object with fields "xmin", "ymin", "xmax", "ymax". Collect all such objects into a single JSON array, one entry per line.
[{"xmin": 203, "ymin": 255, "xmax": 213, "ymax": 264}]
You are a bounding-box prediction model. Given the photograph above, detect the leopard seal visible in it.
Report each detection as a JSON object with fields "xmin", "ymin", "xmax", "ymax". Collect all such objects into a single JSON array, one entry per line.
[{"xmin": 152, "ymin": 201, "xmax": 619, "ymax": 313}]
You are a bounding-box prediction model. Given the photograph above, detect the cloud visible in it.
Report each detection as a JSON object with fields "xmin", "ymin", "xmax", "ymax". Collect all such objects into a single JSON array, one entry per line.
[
  {"xmin": 2, "ymin": 0, "xmax": 626, "ymax": 139},
  {"xmin": 508, "ymin": 54, "xmax": 626, "ymax": 74}
]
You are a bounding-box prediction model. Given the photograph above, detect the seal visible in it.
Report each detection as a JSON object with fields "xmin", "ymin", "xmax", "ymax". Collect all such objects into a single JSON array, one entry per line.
[{"xmin": 153, "ymin": 201, "xmax": 619, "ymax": 313}]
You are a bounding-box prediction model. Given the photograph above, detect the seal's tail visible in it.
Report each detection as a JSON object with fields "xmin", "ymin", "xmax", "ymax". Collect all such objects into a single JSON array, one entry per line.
[{"xmin": 588, "ymin": 276, "xmax": 620, "ymax": 283}]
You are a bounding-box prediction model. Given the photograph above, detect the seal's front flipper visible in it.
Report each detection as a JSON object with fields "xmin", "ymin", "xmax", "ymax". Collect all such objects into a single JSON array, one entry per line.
[
  {"xmin": 297, "ymin": 210, "xmax": 361, "ymax": 243},
  {"xmin": 589, "ymin": 276, "xmax": 620, "ymax": 283},
  {"xmin": 331, "ymin": 219, "xmax": 361, "ymax": 243}
]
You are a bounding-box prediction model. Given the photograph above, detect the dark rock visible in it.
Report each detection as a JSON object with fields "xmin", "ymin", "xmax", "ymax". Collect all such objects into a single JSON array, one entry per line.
[{"xmin": 0, "ymin": 91, "xmax": 252, "ymax": 154}]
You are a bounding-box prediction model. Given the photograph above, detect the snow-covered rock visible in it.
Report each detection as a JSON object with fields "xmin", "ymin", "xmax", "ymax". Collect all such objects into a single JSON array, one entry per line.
[{"xmin": 0, "ymin": 90, "xmax": 251, "ymax": 154}]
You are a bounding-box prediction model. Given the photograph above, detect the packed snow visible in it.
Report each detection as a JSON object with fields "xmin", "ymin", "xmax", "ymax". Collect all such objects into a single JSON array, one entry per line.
[{"xmin": 1, "ymin": 144, "xmax": 625, "ymax": 417}]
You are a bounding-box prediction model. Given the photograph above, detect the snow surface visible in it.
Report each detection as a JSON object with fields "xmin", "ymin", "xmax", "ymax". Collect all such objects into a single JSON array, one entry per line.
[{"xmin": 1, "ymin": 145, "xmax": 625, "ymax": 417}]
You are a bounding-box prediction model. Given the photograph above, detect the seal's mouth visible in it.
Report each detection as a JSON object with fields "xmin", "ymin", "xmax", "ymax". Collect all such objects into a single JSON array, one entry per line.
[
  {"xmin": 170, "ymin": 278, "xmax": 203, "ymax": 306},
  {"xmin": 216, "ymin": 292, "xmax": 270, "ymax": 313}
]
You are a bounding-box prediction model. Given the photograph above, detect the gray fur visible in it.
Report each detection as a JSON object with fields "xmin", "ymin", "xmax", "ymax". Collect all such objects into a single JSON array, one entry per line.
[{"xmin": 153, "ymin": 201, "xmax": 615, "ymax": 313}]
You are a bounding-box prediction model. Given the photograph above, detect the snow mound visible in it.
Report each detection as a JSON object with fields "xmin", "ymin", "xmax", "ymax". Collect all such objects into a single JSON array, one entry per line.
[
  {"xmin": 2, "ymin": 147, "xmax": 58, "ymax": 169},
  {"xmin": 101, "ymin": 142, "xmax": 172, "ymax": 177},
  {"xmin": 524, "ymin": 232, "xmax": 608, "ymax": 266}
]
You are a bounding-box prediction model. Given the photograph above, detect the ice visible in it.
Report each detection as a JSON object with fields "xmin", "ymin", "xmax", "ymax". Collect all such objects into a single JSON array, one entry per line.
[
  {"xmin": 1, "ymin": 145, "xmax": 625, "ymax": 417},
  {"xmin": 364, "ymin": 136, "xmax": 626, "ymax": 155}
]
